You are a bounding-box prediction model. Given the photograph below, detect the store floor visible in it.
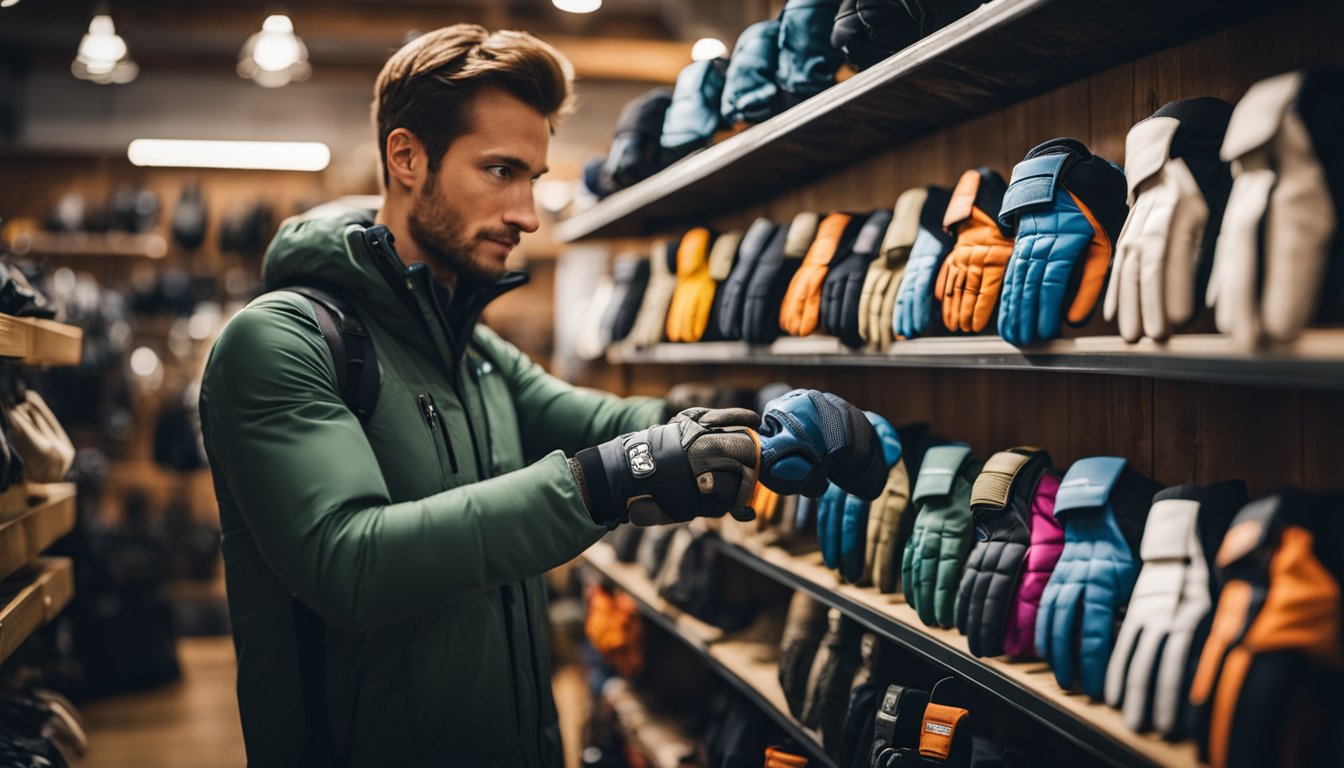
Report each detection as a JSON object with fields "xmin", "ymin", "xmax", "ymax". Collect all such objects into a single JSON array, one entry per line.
[{"xmin": 79, "ymin": 636, "xmax": 590, "ymax": 767}]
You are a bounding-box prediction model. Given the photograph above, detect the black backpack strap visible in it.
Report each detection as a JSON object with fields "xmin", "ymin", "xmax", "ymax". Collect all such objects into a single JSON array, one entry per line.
[
  {"xmin": 285, "ymin": 285, "xmax": 379, "ymax": 423},
  {"xmin": 276, "ymin": 284, "xmax": 379, "ymax": 768}
]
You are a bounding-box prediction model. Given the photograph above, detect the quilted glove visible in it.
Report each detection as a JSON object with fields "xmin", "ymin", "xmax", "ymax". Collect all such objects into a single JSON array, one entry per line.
[
  {"xmin": 721, "ymin": 20, "xmax": 781, "ymax": 125},
  {"xmin": 902, "ymin": 444, "xmax": 985, "ymax": 629},
  {"xmin": 954, "ymin": 447, "xmax": 1059, "ymax": 658},
  {"xmin": 997, "ymin": 138, "xmax": 1129, "ymax": 346},
  {"xmin": 1104, "ymin": 480, "xmax": 1246, "ymax": 738},
  {"xmin": 1036, "ymin": 456, "xmax": 1162, "ymax": 698},
  {"xmin": 1103, "ymin": 98, "xmax": 1234, "ymax": 342},
  {"xmin": 935, "ymin": 167, "xmax": 1014, "ymax": 333}
]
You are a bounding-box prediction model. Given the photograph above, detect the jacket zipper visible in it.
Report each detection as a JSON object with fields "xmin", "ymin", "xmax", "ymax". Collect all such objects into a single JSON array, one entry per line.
[{"xmin": 417, "ymin": 393, "xmax": 458, "ymax": 482}]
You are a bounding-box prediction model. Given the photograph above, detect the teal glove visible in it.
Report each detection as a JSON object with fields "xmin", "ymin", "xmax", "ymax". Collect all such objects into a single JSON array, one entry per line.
[{"xmin": 902, "ymin": 444, "xmax": 985, "ymax": 628}]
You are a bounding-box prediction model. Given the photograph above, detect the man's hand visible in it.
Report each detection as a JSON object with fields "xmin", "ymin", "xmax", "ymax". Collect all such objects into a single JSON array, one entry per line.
[{"xmin": 573, "ymin": 407, "xmax": 761, "ymax": 527}]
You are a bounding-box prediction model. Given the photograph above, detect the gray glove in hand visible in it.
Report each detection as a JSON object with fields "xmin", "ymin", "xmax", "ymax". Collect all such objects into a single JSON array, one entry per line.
[{"xmin": 574, "ymin": 407, "xmax": 761, "ymax": 527}]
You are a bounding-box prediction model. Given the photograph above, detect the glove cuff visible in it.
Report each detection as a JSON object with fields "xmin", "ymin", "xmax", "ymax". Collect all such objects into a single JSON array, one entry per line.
[{"xmin": 574, "ymin": 447, "xmax": 626, "ymax": 527}]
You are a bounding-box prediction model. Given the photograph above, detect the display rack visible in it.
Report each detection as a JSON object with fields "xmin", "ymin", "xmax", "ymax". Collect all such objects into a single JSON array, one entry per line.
[
  {"xmin": 0, "ymin": 558, "xmax": 75, "ymax": 666},
  {"xmin": 10, "ymin": 231, "xmax": 168, "ymax": 260},
  {"xmin": 707, "ymin": 535, "xmax": 1197, "ymax": 768},
  {"xmin": 607, "ymin": 331, "xmax": 1344, "ymax": 389},
  {"xmin": 0, "ymin": 484, "xmax": 77, "ymax": 583},
  {"xmin": 554, "ymin": 0, "xmax": 1287, "ymax": 242},
  {"xmin": 0, "ymin": 314, "xmax": 84, "ymax": 367},
  {"xmin": 583, "ymin": 543, "xmax": 838, "ymax": 768}
]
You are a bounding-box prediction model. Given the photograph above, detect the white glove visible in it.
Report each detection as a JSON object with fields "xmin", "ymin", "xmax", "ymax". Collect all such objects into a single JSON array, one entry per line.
[
  {"xmin": 1206, "ymin": 69, "xmax": 1343, "ymax": 346},
  {"xmin": 1103, "ymin": 481, "xmax": 1245, "ymax": 738},
  {"xmin": 629, "ymin": 239, "xmax": 678, "ymax": 349},
  {"xmin": 1104, "ymin": 98, "xmax": 1233, "ymax": 342}
]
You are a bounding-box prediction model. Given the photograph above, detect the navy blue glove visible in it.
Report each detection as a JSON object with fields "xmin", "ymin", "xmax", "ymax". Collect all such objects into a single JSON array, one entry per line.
[
  {"xmin": 717, "ymin": 219, "xmax": 780, "ymax": 340},
  {"xmin": 1036, "ymin": 456, "xmax": 1162, "ymax": 699},
  {"xmin": 996, "ymin": 138, "xmax": 1128, "ymax": 346},
  {"xmin": 758, "ymin": 389, "xmax": 886, "ymax": 501}
]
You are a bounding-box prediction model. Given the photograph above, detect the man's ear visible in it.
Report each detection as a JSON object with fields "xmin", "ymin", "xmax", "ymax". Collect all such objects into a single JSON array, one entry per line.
[{"xmin": 385, "ymin": 128, "xmax": 425, "ymax": 192}]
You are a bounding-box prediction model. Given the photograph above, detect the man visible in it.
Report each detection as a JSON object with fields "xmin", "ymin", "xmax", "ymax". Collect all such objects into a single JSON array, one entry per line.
[{"xmin": 201, "ymin": 24, "xmax": 878, "ymax": 768}]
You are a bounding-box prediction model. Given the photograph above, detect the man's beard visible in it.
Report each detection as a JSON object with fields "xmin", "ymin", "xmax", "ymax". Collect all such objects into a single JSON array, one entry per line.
[{"xmin": 407, "ymin": 181, "xmax": 517, "ymax": 284}]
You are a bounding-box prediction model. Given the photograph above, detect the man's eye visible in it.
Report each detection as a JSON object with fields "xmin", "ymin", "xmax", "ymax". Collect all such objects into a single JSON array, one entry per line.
[{"xmin": 488, "ymin": 166, "xmax": 511, "ymax": 179}]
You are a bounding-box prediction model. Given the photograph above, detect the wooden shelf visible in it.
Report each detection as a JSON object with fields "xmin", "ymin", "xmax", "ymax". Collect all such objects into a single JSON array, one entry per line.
[
  {"xmin": 10, "ymin": 231, "xmax": 168, "ymax": 259},
  {"xmin": 708, "ymin": 535, "xmax": 1199, "ymax": 768},
  {"xmin": 0, "ymin": 483, "xmax": 76, "ymax": 584},
  {"xmin": 583, "ymin": 543, "xmax": 836, "ymax": 768},
  {"xmin": 601, "ymin": 678, "xmax": 699, "ymax": 768},
  {"xmin": 606, "ymin": 330, "xmax": 1344, "ymax": 389},
  {"xmin": 0, "ymin": 557, "xmax": 74, "ymax": 666},
  {"xmin": 0, "ymin": 314, "xmax": 83, "ymax": 367},
  {"xmin": 555, "ymin": 0, "xmax": 1286, "ymax": 242}
]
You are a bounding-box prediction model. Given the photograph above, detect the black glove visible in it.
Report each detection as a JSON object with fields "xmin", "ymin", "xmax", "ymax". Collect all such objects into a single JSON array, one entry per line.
[
  {"xmin": 573, "ymin": 407, "xmax": 760, "ymax": 526},
  {"xmin": 870, "ymin": 683, "xmax": 931, "ymax": 766},
  {"xmin": 826, "ymin": 210, "xmax": 892, "ymax": 348},
  {"xmin": 603, "ymin": 255, "xmax": 650, "ymax": 344},
  {"xmin": 779, "ymin": 590, "xmax": 830, "ymax": 719},
  {"xmin": 716, "ymin": 218, "xmax": 779, "ymax": 340},
  {"xmin": 801, "ymin": 608, "xmax": 864, "ymax": 752},
  {"xmin": 954, "ymin": 447, "xmax": 1058, "ymax": 658},
  {"xmin": 742, "ymin": 213, "xmax": 815, "ymax": 345}
]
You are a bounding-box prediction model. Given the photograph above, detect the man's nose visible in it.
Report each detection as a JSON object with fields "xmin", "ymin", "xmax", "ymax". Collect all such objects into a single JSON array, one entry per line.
[{"xmin": 504, "ymin": 188, "xmax": 540, "ymax": 234}]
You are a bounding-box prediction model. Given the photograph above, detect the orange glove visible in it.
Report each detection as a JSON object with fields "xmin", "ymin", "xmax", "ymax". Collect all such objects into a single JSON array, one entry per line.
[
  {"xmin": 764, "ymin": 746, "xmax": 809, "ymax": 768},
  {"xmin": 779, "ymin": 213, "xmax": 854, "ymax": 336},
  {"xmin": 1189, "ymin": 493, "xmax": 1344, "ymax": 768},
  {"xmin": 665, "ymin": 227, "xmax": 716, "ymax": 342},
  {"xmin": 934, "ymin": 167, "xmax": 1013, "ymax": 333}
]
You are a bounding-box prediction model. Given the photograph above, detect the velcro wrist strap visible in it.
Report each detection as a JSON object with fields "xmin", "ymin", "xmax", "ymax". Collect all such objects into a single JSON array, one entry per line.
[
  {"xmin": 971, "ymin": 448, "xmax": 1044, "ymax": 512},
  {"xmin": 943, "ymin": 168, "xmax": 982, "ymax": 231},
  {"xmin": 1124, "ymin": 116, "xmax": 1181, "ymax": 203},
  {"xmin": 1154, "ymin": 479, "xmax": 1248, "ymax": 538},
  {"xmin": 805, "ymin": 213, "xmax": 853, "ymax": 264},
  {"xmin": 1140, "ymin": 498, "xmax": 1200, "ymax": 561},
  {"xmin": 912, "ymin": 444, "xmax": 972, "ymax": 504},
  {"xmin": 1221, "ymin": 70, "xmax": 1302, "ymax": 162},
  {"xmin": 998, "ymin": 153, "xmax": 1070, "ymax": 226},
  {"xmin": 708, "ymin": 230, "xmax": 743, "ymax": 280},
  {"xmin": 576, "ymin": 445, "xmax": 622, "ymax": 525},
  {"xmin": 882, "ymin": 188, "xmax": 929, "ymax": 260},
  {"xmin": 1054, "ymin": 456, "xmax": 1127, "ymax": 516},
  {"xmin": 918, "ymin": 703, "xmax": 969, "ymax": 760},
  {"xmin": 873, "ymin": 684, "xmax": 931, "ymax": 759},
  {"xmin": 785, "ymin": 212, "xmax": 821, "ymax": 258}
]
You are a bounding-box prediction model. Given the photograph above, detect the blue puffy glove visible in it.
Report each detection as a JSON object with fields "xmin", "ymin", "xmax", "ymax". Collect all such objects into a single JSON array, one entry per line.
[
  {"xmin": 817, "ymin": 411, "xmax": 903, "ymax": 583},
  {"xmin": 996, "ymin": 138, "xmax": 1129, "ymax": 346},
  {"xmin": 721, "ymin": 20, "xmax": 781, "ymax": 125},
  {"xmin": 1036, "ymin": 456, "xmax": 1163, "ymax": 699},
  {"xmin": 758, "ymin": 389, "xmax": 886, "ymax": 501},
  {"xmin": 817, "ymin": 482, "xmax": 849, "ymax": 570},
  {"xmin": 891, "ymin": 187, "xmax": 955, "ymax": 339}
]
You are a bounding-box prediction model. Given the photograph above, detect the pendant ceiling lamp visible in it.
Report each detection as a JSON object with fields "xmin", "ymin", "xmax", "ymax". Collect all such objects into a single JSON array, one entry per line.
[{"xmin": 238, "ymin": 14, "xmax": 311, "ymax": 88}]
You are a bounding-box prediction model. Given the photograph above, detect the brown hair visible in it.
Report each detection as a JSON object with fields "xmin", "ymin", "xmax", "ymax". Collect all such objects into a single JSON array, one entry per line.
[{"xmin": 372, "ymin": 25, "xmax": 576, "ymax": 186}]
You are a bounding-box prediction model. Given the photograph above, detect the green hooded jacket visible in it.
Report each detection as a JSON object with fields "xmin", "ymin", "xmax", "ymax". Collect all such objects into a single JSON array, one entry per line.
[{"xmin": 199, "ymin": 211, "xmax": 664, "ymax": 767}]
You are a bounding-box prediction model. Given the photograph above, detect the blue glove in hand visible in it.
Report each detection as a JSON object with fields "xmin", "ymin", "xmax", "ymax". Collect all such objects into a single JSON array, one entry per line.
[
  {"xmin": 891, "ymin": 187, "xmax": 955, "ymax": 339},
  {"xmin": 996, "ymin": 138, "xmax": 1129, "ymax": 346},
  {"xmin": 758, "ymin": 389, "xmax": 886, "ymax": 501},
  {"xmin": 1036, "ymin": 456, "xmax": 1163, "ymax": 699}
]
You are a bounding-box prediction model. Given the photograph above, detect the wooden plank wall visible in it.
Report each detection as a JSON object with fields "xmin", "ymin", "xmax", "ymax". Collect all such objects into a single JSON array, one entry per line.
[{"xmin": 584, "ymin": 0, "xmax": 1344, "ymax": 497}]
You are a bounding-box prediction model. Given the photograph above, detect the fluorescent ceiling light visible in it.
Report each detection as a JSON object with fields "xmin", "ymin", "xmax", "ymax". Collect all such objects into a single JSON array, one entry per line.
[
  {"xmin": 553, "ymin": 0, "xmax": 601, "ymax": 13},
  {"xmin": 691, "ymin": 37, "xmax": 727, "ymax": 61},
  {"xmin": 127, "ymin": 139, "xmax": 331, "ymax": 171}
]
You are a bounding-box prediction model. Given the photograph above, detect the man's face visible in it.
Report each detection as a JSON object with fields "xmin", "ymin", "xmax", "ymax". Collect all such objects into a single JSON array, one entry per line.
[{"xmin": 408, "ymin": 86, "xmax": 549, "ymax": 283}]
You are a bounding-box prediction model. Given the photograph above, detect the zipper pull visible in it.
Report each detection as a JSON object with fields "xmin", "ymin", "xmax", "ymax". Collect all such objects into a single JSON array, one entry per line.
[{"xmin": 418, "ymin": 393, "xmax": 438, "ymax": 430}]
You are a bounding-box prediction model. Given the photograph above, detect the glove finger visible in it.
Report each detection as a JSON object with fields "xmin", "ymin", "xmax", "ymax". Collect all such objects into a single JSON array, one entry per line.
[
  {"xmin": 1103, "ymin": 212, "xmax": 1130, "ymax": 325},
  {"xmin": 1214, "ymin": 171, "xmax": 1273, "ymax": 344},
  {"xmin": 1153, "ymin": 624, "xmax": 1198, "ymax": 737},
  {"xmin": 880, "ymin": 269, "xmax": 902, "ymax": 347},
  {"xmin": 1137, "ymin": 191, "xmax": 1172, "ymax": 342},
  {"xmin": 1035, "ymin": 578, "xmax": 1060, "ymax": 662},
  {"xmin": 1062, "ymin": 192, "xmax": 1117, "ymax": 329},
  {"xmin": 959, "ymin": 247, "xmax": 986, "ymax": 333},
  {"xmin": 690, "ymin": 407, "xmax": 763, "ymax": 429},
  {"xmin": 1050, "ymin": 579, "xmax": 1085, "ymax": 691},
  {"xmin": 840, "ymin": 496, "xmax": 869, "ymax": 584},
  {"xmin": 1105, "ymin": 608, "xmax": 1142, "ymax": 709},
  {"xmin": 901, "ymin": 529, "xmax": 920, "ymax": 607},
  {"xmin": 915, "ymin": 515, "xmax": 943, "ymax": 626},
  {"xmin": 1160, "ymin": 162, "xmax": 1208, "ymax": 331},
  {"xmin": 1123, "ymin": 625, "xmax": 1169, "ymax": 732},
  {"xmin": 1079, "ymin": 577, "xmax": 1120, "ymax": 699}
]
